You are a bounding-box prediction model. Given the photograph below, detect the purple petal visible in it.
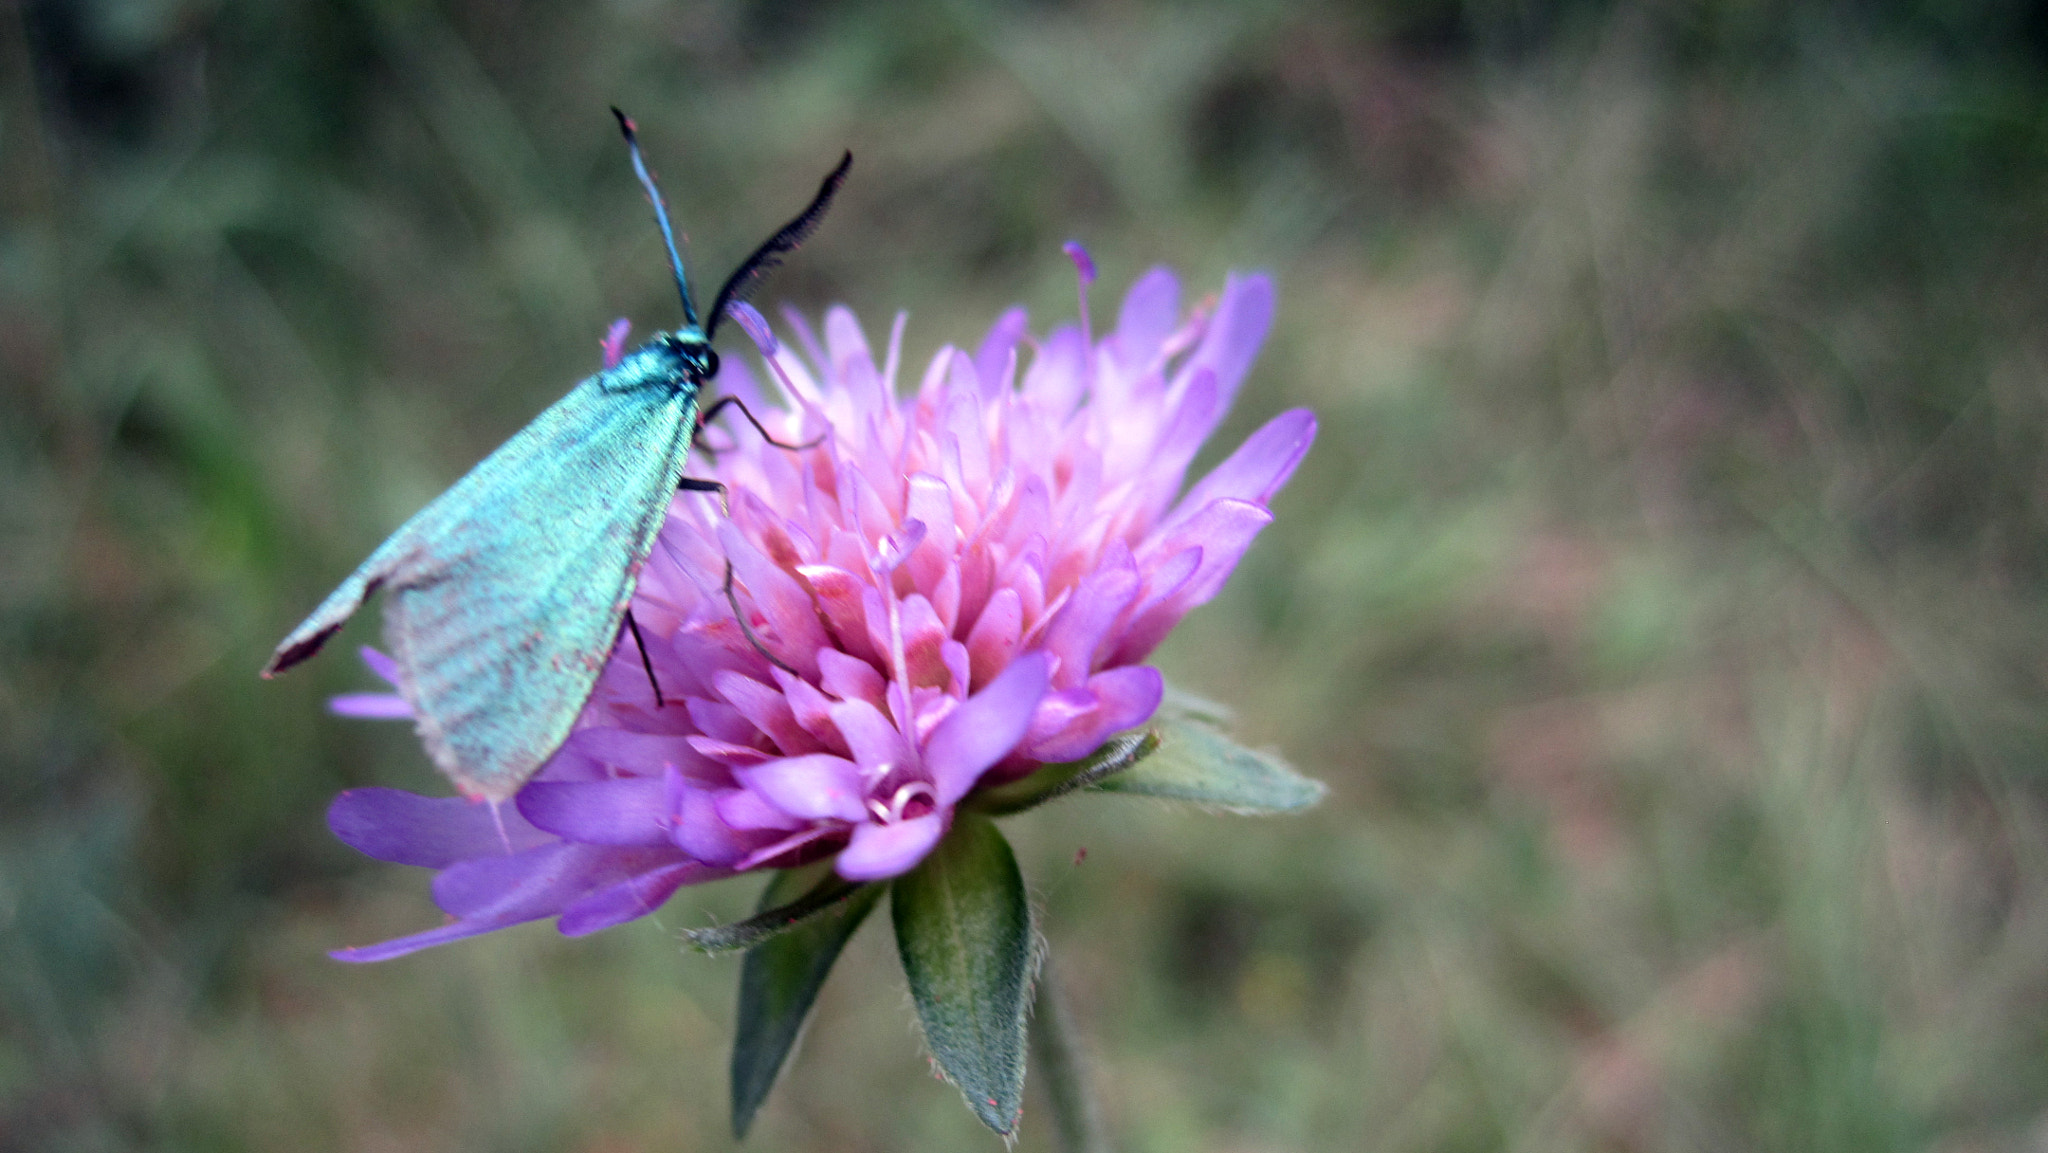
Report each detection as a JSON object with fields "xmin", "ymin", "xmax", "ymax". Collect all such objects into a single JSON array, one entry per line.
[
  {"xmin": 431, "ymin": 842, "xmax": 617, "ymax": 917},
  {"xmin": 331, "ymin": 919, "xmax": 515, "ymax": 963},
  {"xmin": 558, "ymin": 862, "xmax": 718, "ymax": 936},
  {"xmin": 734, "ymin": 825, "xmax": 844, "ymax": 872},
  {"xmin": 331, "ymin": 843, "xmax": 677, "ymax": 962},
  {"xmin": 836, "ymin": 813, "xmax": 948, "ymax": 880},
  {"xmin": 563, "ymin": 728, "xmax": 715, "ymax": 776},
  {"xmin": 329, "ymin": 692, "xmax": 411, "ymax": 720},
  {"xmin": 714, "ymin": 786, "xmax": 806, "ymax": 832},
  {"xmin": 829, "ymin": 698, "xmax": 911, "ymax": 776},
  {"xmin": 1172, "ymin": 408, "xmax": 1317, "ymax": 521},
  {"xmin": 817, "ymin": 649, "xmax": 886, "ymax": 706},
  {"xmin": 328, "ymin": 788, "xmax": 547, "ymax": 868},
  {"xmin": 516, "ymin": 777, "xmax": 674, "ymax": 846},
  {"xmin": 737, "ymin": 754, "xmax": 869, "ymax": 822},
  {"xmin": 1022, "ymin": 665, "xmax": 1164, "ymax": 763},
  {"xmin": 673, "ymin": 787, "xmax": 767, "ymax": 864},
  {"xmin": 1113, "ymin": 267, "xmax": 1180, "ymax": 371},
  {"xmin": 966, "ymin": 586, "xmax": 1024, "ymax": 690},
  {"xmin": 1155, "ymin": 499, "xmax": 1274, "ymax": 608},
  {"xmin": 1170, "ymin": 271, "xmax": 1274, "ymax": 411},
  {"xmin": 1040, "ymin": 561, "xmax": 1140, "ymax": 688},
  {"xmin": 1023, "ymin": 325, "xmax": 1087, "ymax": 417},
  {"xmin": 926, "ymin": 652, "xmax": 1050, "ymax": 805},
  {"xmin": 358, "ymin": 646, "xmax": 400, "ymax": 687},
  {"xmin": 601, "ymin": 317, "xmax": 631, "ymax": 369},
  {"xmin": 975, "ymin": 306, "xmax": 1029, "ymax": 397},
  {"xmin": 1139, "ymin": 368, "xmax": 1219, "ymax": 497},
  {"xmin": 715, "ymin": 669, "xmax": 819, "ymax": 756},
  {"xmin": 722, "ymin": 524, "xmax": 829, "ymax": 677}
]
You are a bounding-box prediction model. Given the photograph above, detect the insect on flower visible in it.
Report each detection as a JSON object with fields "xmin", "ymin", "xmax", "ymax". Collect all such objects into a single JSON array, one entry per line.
[
  {"xmin": 318, "ymin": 237, "xmax": 1325, "ymax": 1141},
  {"xmin": 264, "ymin": 111, "xmax": 850, "ymax": 802}
]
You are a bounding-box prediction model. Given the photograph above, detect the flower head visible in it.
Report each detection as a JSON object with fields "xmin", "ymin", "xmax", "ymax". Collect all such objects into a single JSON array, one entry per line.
[{"xmin": 329, "ymin": 253, "xmax": 1315, "ymax": 960}]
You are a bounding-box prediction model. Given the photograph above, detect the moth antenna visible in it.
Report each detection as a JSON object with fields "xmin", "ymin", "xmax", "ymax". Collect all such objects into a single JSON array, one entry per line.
[
  {"xmin": 612, "ymin": 107, "xmax": 702, "ymax": 329},
  {"xmin": 706, "ymin": 151, "xmax": 851, "ymax": 341}
]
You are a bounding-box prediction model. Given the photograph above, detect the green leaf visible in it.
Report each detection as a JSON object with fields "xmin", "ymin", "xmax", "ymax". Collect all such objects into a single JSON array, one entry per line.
[
  {"xmin": 1090, "ymin": 714, "xmax": 1326, "ymax": 811},
  {"xmin": 730, "ymin": 864, "xmax": 883, "ymax": 1139},
  {"xmin": 685, "ymin": 869, "xmax": 866, "ymax": 953},
  {"xmin": 965, "ymin": 729, "xmax": 1159, "ymax": 815},
  {"xmin": 891, "ymin": 813, "xmax": 1037, "ymax": 1135}
]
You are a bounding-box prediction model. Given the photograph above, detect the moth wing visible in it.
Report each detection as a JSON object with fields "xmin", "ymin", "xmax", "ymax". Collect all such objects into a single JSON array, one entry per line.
[{"xmin": 267, "ymin": 373, "xmax": 700, "ymax": 800}]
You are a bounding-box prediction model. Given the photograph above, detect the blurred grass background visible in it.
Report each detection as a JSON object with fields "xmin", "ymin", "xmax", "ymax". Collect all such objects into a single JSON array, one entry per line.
[{"xmin": 8, "ymin": 0, "xmax": 2048, "ymax": 1149}]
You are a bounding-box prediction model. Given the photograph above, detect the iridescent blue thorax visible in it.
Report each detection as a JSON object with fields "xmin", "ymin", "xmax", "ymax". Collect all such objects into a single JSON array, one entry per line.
[{"xmin": 609, "ymin": 329, "xmax": 719, "ymax": 393}]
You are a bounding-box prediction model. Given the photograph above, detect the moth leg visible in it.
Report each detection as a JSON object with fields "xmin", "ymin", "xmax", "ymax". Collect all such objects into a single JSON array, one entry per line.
[
  {"xmin": 678, "ymin": 476, "xmax": 730, "ymax": 518},
  {"xmin": 622, "ymin": 609, "xmax": 668, "ymax": 708},
  {"xmin": 697, "ymin": 395, "xmax": 826, "ymax": 453},
  {"xmin": 678, "ymin": 475, "xmax": 797, "ymax": 675},
  {"xmin": 723, "ymin": 561, "xmax": 800, "ymax": 677}
]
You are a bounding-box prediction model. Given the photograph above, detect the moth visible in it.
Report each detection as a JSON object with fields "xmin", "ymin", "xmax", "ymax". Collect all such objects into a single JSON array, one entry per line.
[{"xmin": 264, "ymin": 109, "xmax": 850, "ymax": 801}]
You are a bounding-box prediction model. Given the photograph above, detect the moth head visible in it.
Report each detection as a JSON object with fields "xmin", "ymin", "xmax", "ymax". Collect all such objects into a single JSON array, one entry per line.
[{"xmin": 664, "ymin": 331, "xmax": 720, "ymax": 382}]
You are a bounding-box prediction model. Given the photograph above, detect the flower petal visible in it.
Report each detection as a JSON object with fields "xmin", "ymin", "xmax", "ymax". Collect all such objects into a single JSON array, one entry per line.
[
  {"xmin": 975, "ymin": 306, "xmax": 1029, "ymax": 396},
  {"xmin": 1112, "ymin": 266, "xmax": 1180, "ymax": 371},
  {"xmin": 836, "ymin": 813, "xmax": 948, "ymax": 880},
  {"xmin": 558, "ymin": 862, "xmax": 720, "ymax": 936},
  {"xmin": 926, "ymin": 652, "xmax": 1050, "ymax": 805},
  {"xmin": 1022, "ymin": 664, "xmax": 1164, "ymax": 762},
  {"xmin": 328, "ymin": 788, "xmax": 546, "ymax": 868},
  {"xmin": 517, "ymin": 778, "xmax": 674, "ymax": 846},
  {"xmin": 329, "ymin": 692, "xmax": 411, "ymax": 719},
  {"xmin": 1170, "ymin": 408, "xmax": 1317, "ymax": 523},
  {"xmin": 1170, "ymin": 271, "xmax": 1274, "ymax": 412},
  {"xmin": 737, "ymin": 754, "xmax": 870, "ymax": 822}
]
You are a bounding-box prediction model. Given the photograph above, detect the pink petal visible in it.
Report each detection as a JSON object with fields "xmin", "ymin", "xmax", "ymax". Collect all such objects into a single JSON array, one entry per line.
[
  {"xmin": 926, "ymin": 652, "xmax": 1050, "ymax": 805},
  {"xmin": 721, "ymin": 522, "xmax": 827, "ymax": 677},
  {"xmin": 1040, "ymin": 559, "xmax": 1140, "ymax": 688},
  {"xmin": 965, "ymin": 586, "xmax": 1023, "ymax": 690},
  {"xmin": 715, "ymin": 669, "xmax": 821, "ymax": 756},
  {"xmin": 899, "ymin": 593, "xmax": 951, "ymax": 690},
  {"xmin": 836, "ymin": 813, "xmax": 948, "ymax": 880},
  {"xmin": 817, "ymin": 649, "xmax": 887, "ymax": 706},
  {"xmin": 1023, "ymin": 665, "xmax": 1164, "ymax": 762},
  {"xmin": 737, "ymin": 754, "xmax": 870, "ymax": 822}
]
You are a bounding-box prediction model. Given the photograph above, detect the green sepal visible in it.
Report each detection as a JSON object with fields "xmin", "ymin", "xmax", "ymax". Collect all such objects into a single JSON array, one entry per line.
[
  {"xmin": 891, "ymin": 813, "xmax": 1037, "ymax": 1136},
  {"xmin": 964, "ymin": 730, "xmax": 1159, "ymax": 816},
  {"xmin": 730, "ymin": 863, "xmax": 883, "ymax": 1139},
  {"xmin": 1089, "ymin": 711, "xmax": 1326, "ymax": 812},
  {"xmin": 685, "ymin": 867, "xmax": 867, "ymax": 954}
]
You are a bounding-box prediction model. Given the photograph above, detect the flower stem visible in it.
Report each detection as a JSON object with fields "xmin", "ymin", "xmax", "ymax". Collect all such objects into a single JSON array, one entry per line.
[{"xmin": 1032, "ymin": 959, "xmax": 1108, "ymax": 1153}]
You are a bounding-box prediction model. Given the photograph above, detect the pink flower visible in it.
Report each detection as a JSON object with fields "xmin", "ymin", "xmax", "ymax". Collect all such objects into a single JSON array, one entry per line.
[{"xmin": 328, "ymin": 251, "xmax": 1315, "ymax": 960}]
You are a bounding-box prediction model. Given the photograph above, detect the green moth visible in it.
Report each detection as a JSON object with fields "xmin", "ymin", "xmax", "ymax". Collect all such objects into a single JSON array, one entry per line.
[{"xmin": 264, "ymin": 110, "xmax": 849, "ymax": 801}]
